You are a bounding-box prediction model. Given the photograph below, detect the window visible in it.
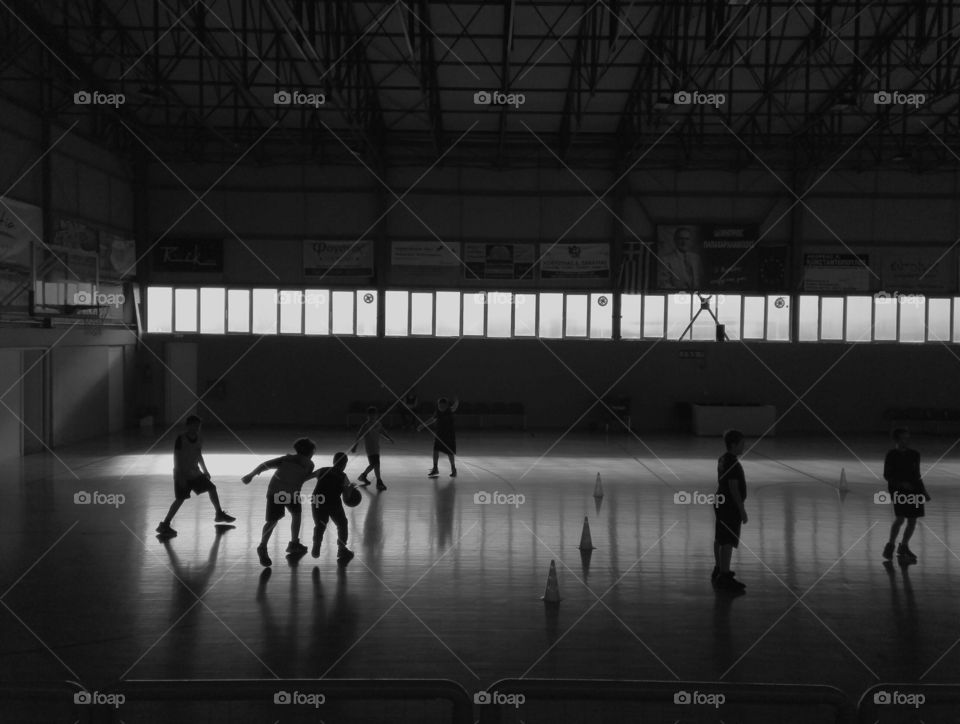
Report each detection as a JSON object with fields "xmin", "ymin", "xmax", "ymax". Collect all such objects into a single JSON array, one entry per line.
[
  {"xmin": 538, "ymin": 293, "xmax": 563, "ymax": 339},
  {"xmin": 644, "ymin": 294, "xmax": 665, "ymax": 338},
  {"xmin": 898, "ymin": 296, "xmax": 925, "ymax": 343},
  {"xmin": 765, "ymin": 295, "xmax": 790, "ymax": 341},
  {"xmin": 742, "ymin": 296, "xmax": 765, "ymax": 340},
  {"xmin": 251, "ymin": 289, "xmax": 278, "ymax": 335},
  {"xmin": 565, "ymin": 294, "xmax": 588, "ymax": 337},
  {"xmin": 666, "ymin": 294, "xmax": 692, "ymax": 340},
  {"xmin": 278, "ymin": 290, "xmax": 303, "ymax": 334},
  {"xmin": 621, "ymin": 294, "xmax": 642, "ymax": 339},
  {"xmin": 331, "ymin": 290, "xmax": 354, "ymax": 334},
  {"xmin": 411, "ymin": 292, "xmax": 434, "ymax": 336},
  {"xmin": 147, "ymin": 287, "xmax": 173, "ymax": 333},
  {"xmin": 385, "ymin": 291, "xmax": 409, "ymax": 337},
  {"xmin": 199, "ymin": 288, "xmax": 226, "ymax": 334},
  {"xmin": 436, "ymin": 291, "xmax": 461, "ymax": 336},
  {"xmin": 871, "ymin": 295, "xmax": 895, "ymax": 341},
  {"xmin": 227, "ymin": 289, "xmax": 250, "ymax": 333},
  {"xmin": 356, "ymin": 290, "xmax": 378, "ymax": 336},
  {"xmin": 589, "ymin": 294, "xmax": 613, "ymax": 339},
  {"xmin": 514, "ymin": 294, "xmax": 537, "ymax": 337},
  {"xmin": 797, "ymin": 296, "xmax": 818, "ymax": 342},
  {"xmin": 463, "ymin": 292, "xmax": 485, "ymax": 336},
  {"xmin": 174, "ymin": 289, "xmax": 198, "ymax": 333},
  {"xmin": 845, "ymin": 296, "xmax": 872, "ymax": 342},
  {"xmin": 487, "ymin": 291, "xmax": 512, "ymax": 338},
  {"xmin": 304, "ymin": 289, "xmax": 329, "ymax": 335},
  {"xmin": 717, "ymin": 294, "xmax": 742, "ymax": 341},
  {"xmin": 819, "ymin": 297, "xmax": 843, "ymax": 341},
  {"xmin": 927, "ymin": 298, "xmax": 951, "ymax": 343}
]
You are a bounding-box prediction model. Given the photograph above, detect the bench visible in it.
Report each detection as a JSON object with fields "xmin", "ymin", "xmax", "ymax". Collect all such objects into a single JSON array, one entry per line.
[
  {"xmin": 690, "ymin": 403, "xmax": 777, "ymax": 437},
  {"xmin": 884, "ymin": 408, "xmax": 960, "ymax": 435}
]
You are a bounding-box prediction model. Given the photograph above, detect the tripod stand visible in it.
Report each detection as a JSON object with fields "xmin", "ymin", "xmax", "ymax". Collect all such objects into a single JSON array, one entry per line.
[{"xmin": 678, "ymin": 293, "xmax": 728, "ymax": 341}]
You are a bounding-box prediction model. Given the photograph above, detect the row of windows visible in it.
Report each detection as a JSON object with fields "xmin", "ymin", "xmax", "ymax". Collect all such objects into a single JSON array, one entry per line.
[{"xmin": 144, "ymin": 287, "xmax": 960, "ymax": 344}]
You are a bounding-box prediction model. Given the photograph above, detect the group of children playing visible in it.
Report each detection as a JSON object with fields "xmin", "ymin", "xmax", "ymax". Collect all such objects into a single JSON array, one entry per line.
[
  {"xmin": 156, "ymin": 396, "xmax": 461, "ymax": 568},
  {"xmin": 157, "ymin": 409, "xmax": 932, "ymax": 585}
]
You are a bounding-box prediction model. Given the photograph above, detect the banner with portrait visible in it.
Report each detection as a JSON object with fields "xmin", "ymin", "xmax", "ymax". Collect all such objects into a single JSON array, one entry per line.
[{"xmin": 654, "ymin": 224, "xmax": 763, "ymax": 291}]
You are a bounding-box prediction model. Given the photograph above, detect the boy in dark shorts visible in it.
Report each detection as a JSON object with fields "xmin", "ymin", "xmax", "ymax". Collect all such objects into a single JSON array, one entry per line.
[
  {"xmin": 310, "ymin": 452, "xmax": 355, "ymax": 564},
  {"xmin": 882, "ymin": 427, "xmax": 930, "ymax": 563},
  {"xmin": 350, "ymin": 406, "xmax": 394, "ymax": 491},
  {"xmin": 242, "ymin": 438, "xmax": 316, "ymax": 567},
  {"xmin": 713, "ymin": 429, "xmax": 748, "ymax": 591},
  {"xmin": 157, "ymin": 415, "xmax": 235, "ymax": 538},
  {"xmin": 419, "ymin": 397, "xmax": 459, "ymax": 477}
]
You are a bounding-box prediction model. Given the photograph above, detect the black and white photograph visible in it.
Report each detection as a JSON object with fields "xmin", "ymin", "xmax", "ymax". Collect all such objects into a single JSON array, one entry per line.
[{"xmin": 1, "ymin": 2, "xmax": 959, "ymax": 723}]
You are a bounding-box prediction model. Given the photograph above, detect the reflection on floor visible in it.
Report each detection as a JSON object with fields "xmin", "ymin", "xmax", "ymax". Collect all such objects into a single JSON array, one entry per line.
[{"xmin": 2, "ymin": 429, "xmax": 958, "ymax": 721}]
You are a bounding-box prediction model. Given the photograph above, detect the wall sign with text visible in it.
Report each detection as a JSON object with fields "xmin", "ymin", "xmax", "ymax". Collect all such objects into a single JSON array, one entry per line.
[{"xmin": 153, "ymin": 239, "xmax": 224, "ymax": 272}]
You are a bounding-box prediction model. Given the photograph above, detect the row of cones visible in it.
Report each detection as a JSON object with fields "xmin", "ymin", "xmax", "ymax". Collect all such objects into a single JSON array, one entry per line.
[
  {"xmin": 544, "ymin": 470, "xmax": 852, "ymax": 603},
  {"xmin": 542, "ymin": 474, "xmax": 604, "ymax": 604}
]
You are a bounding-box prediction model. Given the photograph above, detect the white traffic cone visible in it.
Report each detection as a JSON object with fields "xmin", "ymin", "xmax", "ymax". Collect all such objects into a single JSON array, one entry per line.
[
  {"xmin": 578, "ymin": 516, "xmax": 595, "ymax": 551},
  {"xmin": 593, "ymin": 472, "xmax": 604, "ymax": 499},
  {"xmin": 542, "ymin": 560, "xmax": 562, "ymax": 603}
]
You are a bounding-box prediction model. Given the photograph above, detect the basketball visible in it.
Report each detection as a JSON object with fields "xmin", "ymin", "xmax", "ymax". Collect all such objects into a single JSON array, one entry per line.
[{"xmin": 342, "ymin": 485, "xmax": 362, "ymax": 507}]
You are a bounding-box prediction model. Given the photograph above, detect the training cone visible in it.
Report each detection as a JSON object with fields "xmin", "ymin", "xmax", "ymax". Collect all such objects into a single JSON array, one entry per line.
[
  {"xmin": 593, "ymin": 472, "xmax": 604, "ymax": 499},
  {"xmin": 542, "ymin": 560, "xmax": 562, "ymax": 603},
  {"xmin": 578, "ymin": 516, "xmax": 595, "ymax": 551},
  {"xmin": 839, "ymin": 467, "xmax": 848, "ymax": 490}
]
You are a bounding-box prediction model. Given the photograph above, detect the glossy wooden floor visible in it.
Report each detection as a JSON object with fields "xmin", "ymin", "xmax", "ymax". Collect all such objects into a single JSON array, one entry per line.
[{"xmin": 2, "ymin": 428, "xmax": 959, "ymax": 722}]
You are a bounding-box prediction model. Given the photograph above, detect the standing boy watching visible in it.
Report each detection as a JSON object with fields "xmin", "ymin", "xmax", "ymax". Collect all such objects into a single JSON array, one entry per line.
[
  {"xmin": 713, "ymin": 429, "xmax": 748, "ymax": 591},
  {"xmin": 157, "ymin": 415, "xmax": 235, "ymax": 538}
]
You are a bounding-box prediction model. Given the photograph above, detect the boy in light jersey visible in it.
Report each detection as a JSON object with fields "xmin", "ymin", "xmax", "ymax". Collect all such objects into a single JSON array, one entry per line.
[
  {"xmin": 157, "ymin": 415, "xmax": 235, "ymax": 538},
  {"xmin": 242, "ymin": 438, "xmax": 316, "ymax": 567},
  {"xmin": 350, "ymin": 406, "xmax": 394, "ymax": 491}
]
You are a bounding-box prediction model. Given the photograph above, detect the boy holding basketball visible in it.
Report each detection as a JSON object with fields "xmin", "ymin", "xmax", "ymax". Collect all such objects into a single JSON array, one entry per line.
[
  {"xmin": 242, "ymin": 438, "xmax": 316, "ymax": 567},
  {"xmin": 350, "ymin": 406, "xmax": 394, "ymax": 491},
  {"xmin": 310, "ymin": 452, "xmax": 355, "ymax": 564},
  {"xmin": 883, "ymin": 427, "xmax": 930, "ymax": 563},
  {"xmin": 157, "ymin": 415, "xmax": 235, "ymax": 538},
  {"xmin": 713, "ymin": 429, "xmax": 748, "ymax": 591},
  {"xmin": 419, "ymin": 397, "xmax": 459, "ymax": 477}
]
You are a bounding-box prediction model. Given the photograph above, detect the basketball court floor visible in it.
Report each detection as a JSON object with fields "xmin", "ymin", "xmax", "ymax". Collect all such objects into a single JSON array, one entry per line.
[{"xmin": 2, "ymin": 428, "xmax": 958, "ymax": 722}]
